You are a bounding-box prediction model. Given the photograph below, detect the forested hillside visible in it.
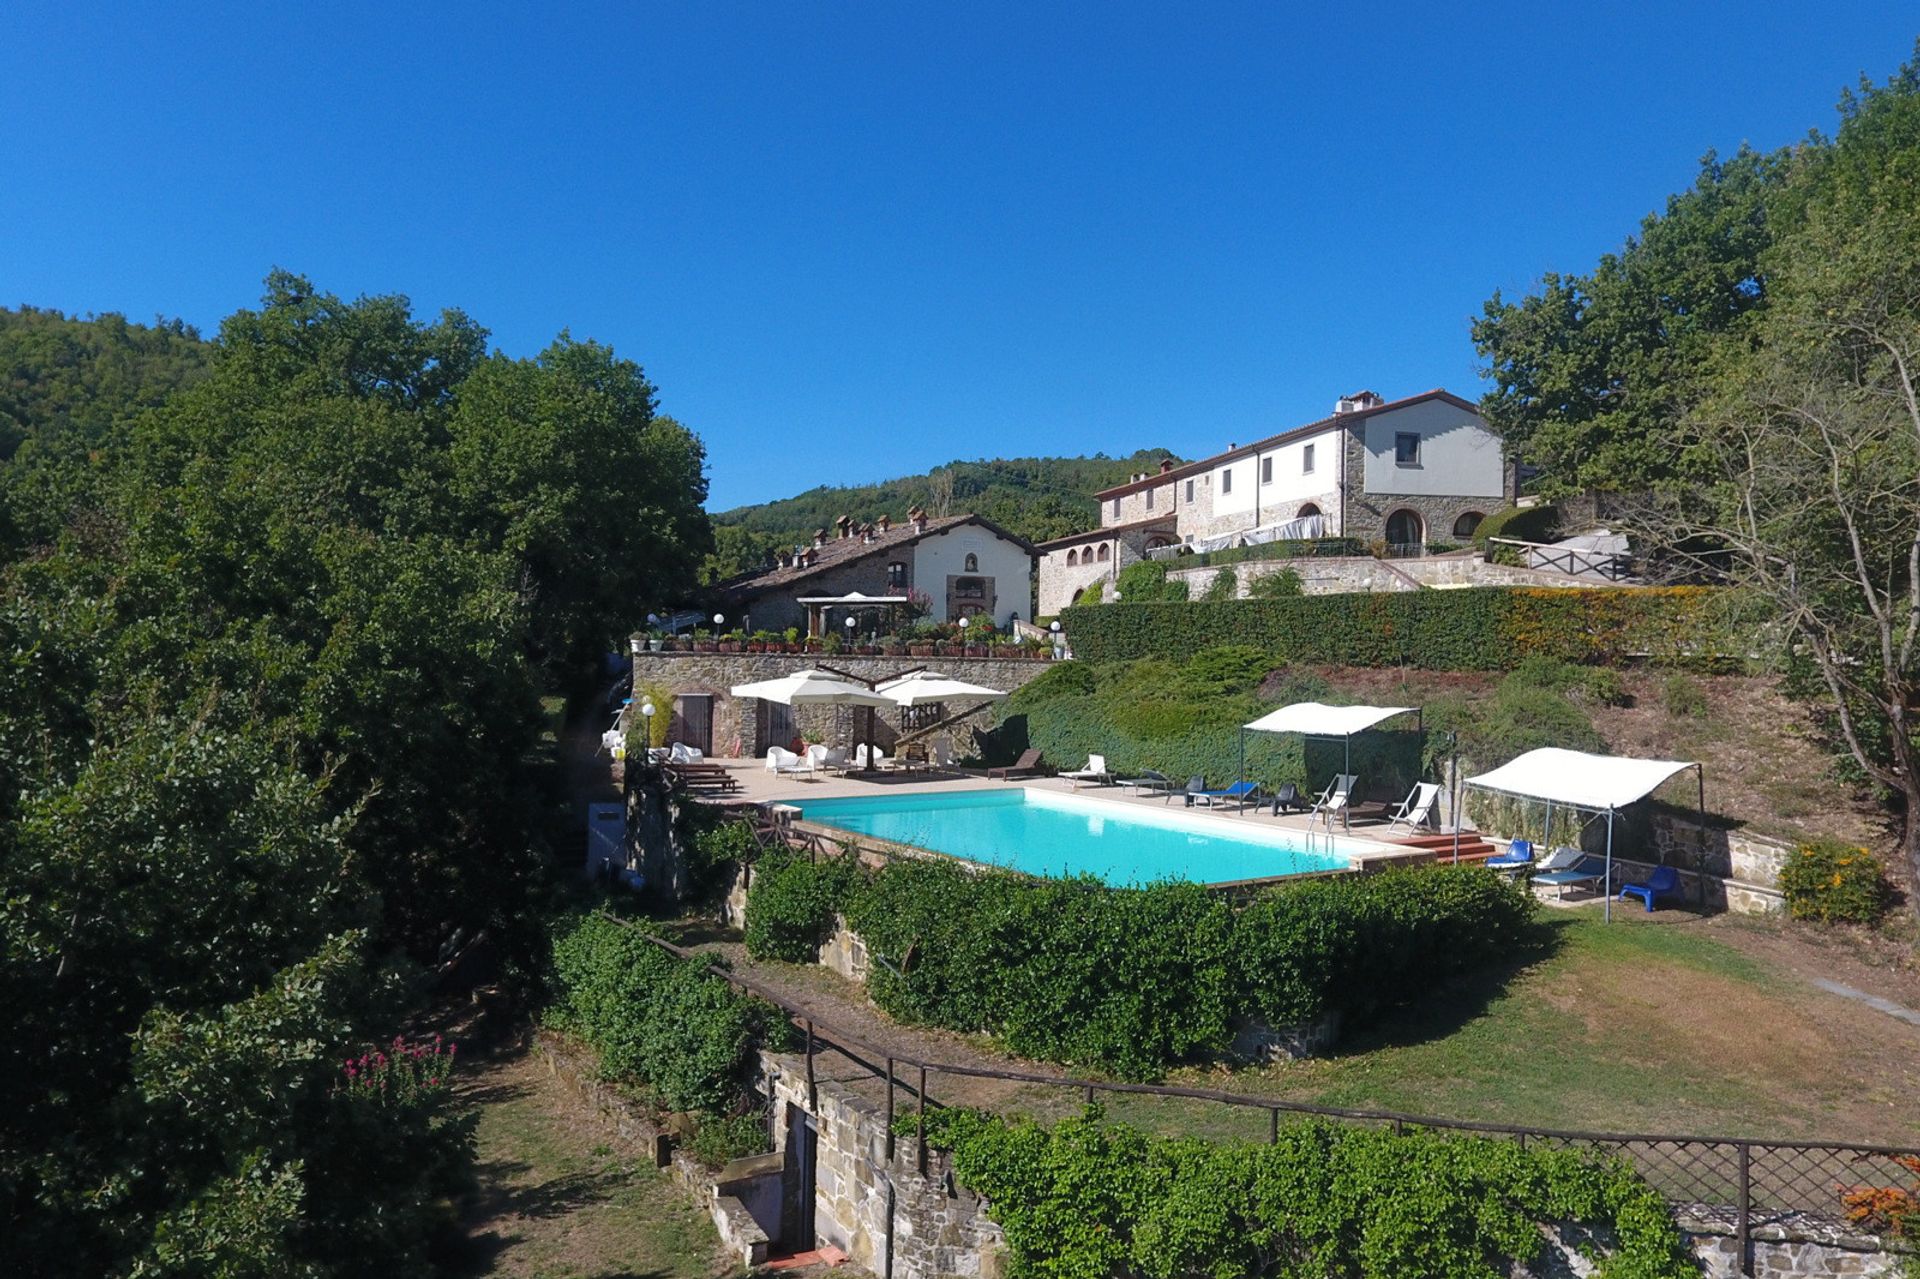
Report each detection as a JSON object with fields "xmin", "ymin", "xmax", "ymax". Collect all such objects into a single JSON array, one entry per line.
[
  {"xmin": 706, "ymin": 449, "xmax": 1179, "ymax": 580},
  {"xmin": 0, "ymin": 273, "xmax": 711, "ymax": 1274}
]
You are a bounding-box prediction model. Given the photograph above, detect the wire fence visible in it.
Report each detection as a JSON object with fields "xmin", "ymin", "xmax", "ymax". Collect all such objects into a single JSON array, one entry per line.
[{"xmin": 612, "ymin": 917, "xmax": 1919, "ymax": 1254}]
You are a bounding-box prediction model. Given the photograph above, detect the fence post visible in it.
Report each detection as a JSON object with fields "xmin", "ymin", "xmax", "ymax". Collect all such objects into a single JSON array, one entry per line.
[
  {"xmin": 885, "ymin": 1057, "xmax": 896, "ymax": 1161},
  {"xmin": 805, "ymin": 1020, "xmax": 816, "ymax": 1110},
  {"xmin": 1737, "ymin": 1142, "xmax": 1752, "ymax": 1277},
  {"xmin": 917, "ymin": 1066, "xmax": 928, "ymax": 1175},
  {"xmin": 1269, "ymin": 1108, "xmax": 1279, "ymax": 1145},
  {"xmin": 1085, "ymin": 1084, "xmax": 1095, "ymax": 1107}
]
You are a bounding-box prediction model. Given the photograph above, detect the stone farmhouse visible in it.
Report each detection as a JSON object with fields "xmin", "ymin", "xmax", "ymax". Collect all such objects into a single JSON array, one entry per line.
[
  {"xmin": 718, "ymin": 509, "xmax": 1038, "ymax": 636},
  {"xmin": 1037, "ymin": 388, "xmax": 1513, "ymax": 614}
]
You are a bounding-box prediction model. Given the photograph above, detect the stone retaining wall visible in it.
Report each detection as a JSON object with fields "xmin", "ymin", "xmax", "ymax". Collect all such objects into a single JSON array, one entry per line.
[
  {"xmin": 1167, "ymin": 554, "xmax": 1627, "ymax": 599},
  {"xmin": 626, "ymin": 650, "xmax": 1051, "ymax": 760}
]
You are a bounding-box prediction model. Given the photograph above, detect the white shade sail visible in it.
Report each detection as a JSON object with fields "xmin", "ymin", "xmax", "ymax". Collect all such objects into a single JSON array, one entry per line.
[
  {"xmin": 729, "ymin": 669, "xmax": 895, "ymax": 708},
  {"xmin": 794, "ymin": 591, "xmax": 912, "ymax": 605},
  {"xmin": 1243, "ymin": 702, "xmax": 1417, "ymax": 737},
  {"xmin": 874, "ymin": 671, "xmax": 1007, "ymax": 706},
  {"xmin": 1463, "ymin": 747, "xmax": 1698, "ymax": 813}
]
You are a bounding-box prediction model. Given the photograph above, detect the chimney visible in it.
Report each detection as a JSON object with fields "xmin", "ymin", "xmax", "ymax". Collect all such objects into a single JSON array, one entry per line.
[
  {"xmin": 877, "ymin": 513, "xmax": 891, "ymax": 533},
  {"xmin": 1159, "ymin": 457, "xmax": 1174, "ymax": 474},
  {"xmin": 907, "ymin": 505, "xmax": 927, "ymax": 533},
  {"xmin": 813, "ymin": 527, "xmax": 828, "ymax": 548},
  {"xmin": 836, "ymin": 514, "xmax": 854, "ymax": 539},
  {"xmin": 1336, "ymin": 389, "xmax": 1383, "ymax": 414}
]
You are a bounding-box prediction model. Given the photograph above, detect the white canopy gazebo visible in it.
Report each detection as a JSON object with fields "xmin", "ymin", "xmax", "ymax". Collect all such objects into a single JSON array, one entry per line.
[
  {"xmin": 793, "ymin": 591, "xmax": 912, "ymax": 638},
  {"xmin": 1462, "ymin": 747, "xmax": 1705, "ymax": 921},
  {"xmin": 1240, "ymin": 702, "xmax": 1420, "ymax": 828},
  {"xmin": 729, "ymin": 668, "xmax": 896, "ymax": 765},
  {"xmin": 874, "ymin": 671, "xmax": 1007, "ymax": 706}
]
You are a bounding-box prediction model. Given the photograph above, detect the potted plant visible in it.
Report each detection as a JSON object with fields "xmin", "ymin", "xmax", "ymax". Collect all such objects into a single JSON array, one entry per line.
[
  {"xmin": 692, "ymin": 628, "xmax": 717, "ymax": 653},
  {"xmin": 822, "ymin": 631, "xmax": 844, "ymax": 655},
  {"xmin": 783, "ymin": 627, "xmax": 802, "ymax": 654},
  {"xmin": 880, "ymin": 634, "xmax": 906, "ymax": 656},
  {"xmin": 717, "ymin": 629, "xmax": 744, "ymax": 654}
]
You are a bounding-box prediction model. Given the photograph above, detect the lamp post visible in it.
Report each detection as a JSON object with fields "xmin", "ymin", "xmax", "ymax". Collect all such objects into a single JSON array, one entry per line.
[
  {"xmin": 1049, "ymin": 619, "xmax": 1063, "ymax": 660},
  {"xmin": 640, "ymin": 701, "xmax": 657, "ymax": 759}
]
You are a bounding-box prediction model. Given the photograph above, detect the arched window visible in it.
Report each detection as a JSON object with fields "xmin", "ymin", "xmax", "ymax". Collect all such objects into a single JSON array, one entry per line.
[
  {"xmin": 1066, "ymin": 549, "xmax": 1079, "ymax": 566},
  {"xmin": 887, "ymin": 560, "xmax": 907, "ymax": 589},
  {"xmin": 1452, "ymin": 511, "xmax": 1485, "ymax": 539},
  {"xmin": 964, "ymin": 553, "xmax": 979, "ymax": 572},
  {"xmin": 1144, "ymin": 536, "xmax": 1173, "ymax": 553},
  {"xmin": 1384, "ymin": 509, "xmax": 1425, "ymax": 550},
  {"xmin": 1296, "ymin": 502, "xmax": 1322, "ymax": 519},
  {"xmin": 1096, "ymin": 544, "xmax": 1110, "ymax": 562}
]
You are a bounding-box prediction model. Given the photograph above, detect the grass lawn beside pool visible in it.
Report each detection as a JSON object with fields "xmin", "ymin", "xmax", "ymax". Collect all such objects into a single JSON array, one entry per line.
[{"xmin": 1110, "ymin": 913, "xmax": 1920, "ymax": 1146}]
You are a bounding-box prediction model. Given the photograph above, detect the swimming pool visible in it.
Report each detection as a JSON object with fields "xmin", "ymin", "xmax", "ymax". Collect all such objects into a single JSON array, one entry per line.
[{"xmin": 791, "ymin": 787, "xmax": 1361, "ymax": 885}]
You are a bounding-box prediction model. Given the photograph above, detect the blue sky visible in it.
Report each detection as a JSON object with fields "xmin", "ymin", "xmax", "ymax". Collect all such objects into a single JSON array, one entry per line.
[{"xmin": 3, "ymin": 5, "xmax": 1914, "ymax": 509}]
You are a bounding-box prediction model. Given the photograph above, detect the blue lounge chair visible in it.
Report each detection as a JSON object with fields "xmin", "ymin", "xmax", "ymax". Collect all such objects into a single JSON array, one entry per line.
[
  {"xmin": 1619, "ymin": 865, "xmax": 1681, "ymax": 912},
  {"xmin": 1531, "ymin": 855, "xmax": 1610, "ymax": 901},
  {"xmin": 1191, "ymin": 780, "xmax": 1259, "ymax": 812},
  {"xmin": 1485, "ymin": 838, "xmax": 1534, "ymax": 872}
]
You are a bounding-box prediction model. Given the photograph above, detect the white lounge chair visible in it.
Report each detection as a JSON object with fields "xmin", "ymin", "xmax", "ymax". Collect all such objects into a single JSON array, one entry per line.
[
  {"xmin": 930, "ymin": 738, "xmax": 956, "ymax": 770},
  {"xmin": 1310, "ymin": 774, "xmax": 1358, "ymax": 828},
  {"xmin": 668, "ymin": 742, "xmax": 705, "ymax": 764},
  {"xmin": 1386, "ymin": 782, "xmax": 1442, "ymax": 833},
  {"xmin": 765, "ymin": 746, "xmax": 801, "ymax": 774},
  {"xmin": 853, "ymin": 744, "xmax": 889, "ymax": 771},
  {"xmin": 1061, "ymin": 754, "xmax": 1114, "ymax": 789}
]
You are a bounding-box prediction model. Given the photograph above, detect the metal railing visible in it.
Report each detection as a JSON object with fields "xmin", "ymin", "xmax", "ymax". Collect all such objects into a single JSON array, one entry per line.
[
  {"xmin": 606, "ymin": 915, "xmax": 1919, "ymax": 1257},
  {"xmin": 1485, "ymin": 535, "xmax": 1636, "ymax": 581}
]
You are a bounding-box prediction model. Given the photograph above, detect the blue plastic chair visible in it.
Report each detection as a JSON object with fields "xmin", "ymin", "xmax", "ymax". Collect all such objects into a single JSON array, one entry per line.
[
  {"xmin": 1485, "ymin": 838, "xmax": 1534, "ymax": 870},
  {"xmin": 1619, "ymin": 865, "xmax": 1680, "ymax": 912}
]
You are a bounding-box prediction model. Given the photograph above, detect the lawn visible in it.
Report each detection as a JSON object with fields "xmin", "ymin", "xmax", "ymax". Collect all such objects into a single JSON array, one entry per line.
[
  {"xmin": 1100, "ymin": 911, "xmax": 1920, "ymax": 1146},
  {"xmin": 455, "ymin": 1039, "xmax": 739, "ymax": 1279}
]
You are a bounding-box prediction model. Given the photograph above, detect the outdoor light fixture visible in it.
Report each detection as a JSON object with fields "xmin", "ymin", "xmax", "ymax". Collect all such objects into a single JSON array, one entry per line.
[{"xmin": 712, "ymin": 613, "xmax": 724, "ymax": 627}]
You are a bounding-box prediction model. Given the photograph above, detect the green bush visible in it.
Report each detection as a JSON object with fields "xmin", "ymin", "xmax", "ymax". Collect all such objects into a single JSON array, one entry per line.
[
  {"xmin": 914, "ymin": 1108, "xmax": 1693, "ymax": 1279},
  {"xmin": 548, "ymin": 914, "xmax": 787, "ymax": 1112},
  {"xmin": 744, "ymin": 851, "xmax": 862, "ymax": 963},
  {"xmin": 1178, "ymin": 536, "xmax": 1367, "ymax": 567},
  {"xmin": 1201, "ymin": 566, "xmax": 1238, "ymax": 601},
  {"xmin": 1662, "ymin": 672, "xmax": 1708, "ymax": 718},
  {"xmin": 1234, "ymin": 868, "xmax": 1536, "ymax": 1026},
  {"xmin": 1059, "ymin": 588, "xmax": 1729, "ymax": 670},
  {"xmin": 1778, "ymin": 839, "xmax": 1893, "ymax": 925},
  {"xmin": 1007, "ymin": 659, "xmax": 1096, "ymax": 707},
  {"xmin": 842, "ymin": 860, "xmax": 1531, "ymax": 1079},
  {"xmin": 1473, "ymin": 502, "xmax": 1562, "ymax": 550},
  {"xmin": 1115, "ymin": 559, "xmax": 1187, "ymax": 603},
  {"xmin": 686, "ymin": 1108, "xmax": 773, "ymax": 1168},
  {"xmin": 1247, "ymin": 565, "xmax": 1304, "ymax": 598}
]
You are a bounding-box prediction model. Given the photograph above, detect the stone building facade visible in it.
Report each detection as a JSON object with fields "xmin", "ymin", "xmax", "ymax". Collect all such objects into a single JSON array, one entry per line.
[
  {"xmin": 717, "ymin": 511, "xmax": 1036, "ymax": 637},
  {"xmin": 1035, "ymin": 388, "xmax": 1517, "ymax": 613}
]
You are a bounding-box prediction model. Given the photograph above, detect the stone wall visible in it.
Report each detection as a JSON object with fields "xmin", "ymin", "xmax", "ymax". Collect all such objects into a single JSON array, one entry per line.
[
  {"xmin": 763, "ymin": 1052, "xmax": 1006, "ymax": 1279},
  {"xmin": 626, "ymin": 648, "xmax": 1053, "ymax": 759},
  {"xmin": 1165, "ymin": 554, "xmax": 1607, "ymax": 599}
]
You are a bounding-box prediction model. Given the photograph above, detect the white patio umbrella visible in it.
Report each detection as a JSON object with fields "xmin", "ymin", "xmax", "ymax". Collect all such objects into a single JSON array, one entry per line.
[
  {"xmin": 874, "ymin": 671, "xmax": 1008, "ymax": 706},
  {"xmin": 730, "ymin": 668, "xmax": 895, "ymax": 767}
]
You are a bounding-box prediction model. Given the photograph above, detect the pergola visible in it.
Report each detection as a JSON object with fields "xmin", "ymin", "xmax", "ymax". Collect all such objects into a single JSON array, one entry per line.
[
  {"xmin": 793, "ymin": 591, "xmax": 911, "ymax": 639},
  {"xmin": 1239, "ymin": 702, "xmax": 1420, "ymax": 828},
  {"xmin": 1462, "ymin": 747, "xmax": 1705, "ymax": 922}
]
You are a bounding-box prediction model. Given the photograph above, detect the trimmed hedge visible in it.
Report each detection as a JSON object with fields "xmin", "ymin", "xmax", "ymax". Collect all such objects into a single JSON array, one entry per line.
[
  {"xmin": 1060, "ymin": 587, "xmax": 1728, "ymax": 669},
  {"xmin": 1176, "ymin": 536, "xmax": 1368, "ymax": 567},
  {"xmin": 824, "ymin": 858, "xmax": 1534, "ymax": 1080},
  {"xmin": 548, "ymin": 914, "xmax": 789, "ymax": 1112},
  {"xmin": 915, "ymin": 1108, "xmax": 1693, "ymax": 1279},
  {"xmin": 743, "ymin": 850, "xmax": 862, "ymax": 963},
  {"xmin": 1473, "ymin": 502, "xmax": 1562, "ymax": 549}
]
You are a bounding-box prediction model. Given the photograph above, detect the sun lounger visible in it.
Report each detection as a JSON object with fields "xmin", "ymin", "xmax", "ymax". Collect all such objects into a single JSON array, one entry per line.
[
  {"xmin": 1122, "ymin": 769, "xmax": 1175, "ymax": 799},
  {"xmin": 1309, "ymin": 774, "xmax": 1358, "ymax": 827},
  {"xmin": 852, "ymin": 744, "xmax": 890, "ymax": 771},
  {"xmin": 1386, "ymin": 782, "xmax": 1442, "ymax": 833},
  {"xmin": 1619, "ymin": 865, "xmax": 1681, "ymax": 912},
  {"xmin": 988, "ymin": 749, "xmax": 1044, "ymax": 780},
  {"xmin": 1485, "ymin": 838, "xmax": 1534, "ymax": 872},
  {"xmin": 1061, "ymin": 754, "xmax": 1114, "ymax": 789},
  {"xmin": 1531, "ymin": 855, "xmax": 1610, "ymax": 901},
  {"xmin": 1190, "ymin": 780, "xmax": 1260, "ymax": 812},
  {"xmin": 664, "ymin": 762, "xmax": 740, "ymax": 794},
  {"xmin": 1267, "ymin": 782, "xmax": 1307, "ymax": 815}
]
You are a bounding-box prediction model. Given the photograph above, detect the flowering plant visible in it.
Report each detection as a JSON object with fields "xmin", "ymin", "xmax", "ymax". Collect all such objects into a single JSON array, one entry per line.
[
  {"xmin": 1842, "ymin": 1154, "xmax": 1920, "ymax": 1236},
  {"xmin": 1778, "ymin": 839, "xmax": 1892, "ymax": 925},
  {"xmin": 338, "ymin": 1033, "xmax": 458, "ymax": 1108}
]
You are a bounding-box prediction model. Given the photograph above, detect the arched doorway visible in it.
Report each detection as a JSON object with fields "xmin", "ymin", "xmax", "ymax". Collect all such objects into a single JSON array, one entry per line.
[
  {"xmin": 1296, "ymin": 502, "xmax": 1322, "ymax": 519},
  {"xmin": 1384, "ymin": 509, "xmax": 1424, "ymax": 553},
  {"xmin": 1452, "ymin": 511, "xmax": 1485, "ymax": 539}
]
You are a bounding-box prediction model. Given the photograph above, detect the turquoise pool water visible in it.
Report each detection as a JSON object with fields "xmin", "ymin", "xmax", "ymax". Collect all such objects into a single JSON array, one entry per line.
[{"xmin": 792, "ymin": 788, "xmax": 1353, "ymax": 885}]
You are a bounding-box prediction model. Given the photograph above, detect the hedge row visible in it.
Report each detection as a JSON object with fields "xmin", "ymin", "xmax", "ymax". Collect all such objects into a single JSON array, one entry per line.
[
  {"xmin": 548, "ymin": 913, "xmax": 791, "ymax": 1112},
  {"xmin": 748, "ymin": 856, "xmax": 1535, "ymax": 1080},
  {"xmin": 1060, "ymin": 586, "xmax": 1729, "ymax": 669},
  {"xmin": 915, "ymin": 1108, "xmax": 1693, "ymax": 1279}
]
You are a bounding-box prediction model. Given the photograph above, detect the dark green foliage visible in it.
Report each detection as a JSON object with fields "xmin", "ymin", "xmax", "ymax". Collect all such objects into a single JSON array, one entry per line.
[
  {"xmin": 1472, "ymin": 503, "xmax": 1562, "ymax": 548},
  {"xmin": 1234, "ymin": 870, "xmax": 1537, "ymax": 1027},
  {"xmin": 1007, "ymin": 658, "xmax": 1098, "ymax": 707},
  {"xmin": 744, "ymin": 851, "xmax": 863, "ymax": 963},
  {"xmin": 842, "ymin": 857, "xmax": 1529, "ymax": 1079},
  {"xmin": 1115, "ymin": 558, "xmax": 1187, "ymax": 603},
  {"xmin": 915, "ymin": 1108, "xmax": 1693, "ymax": 1279},
  {"xmin": 1247, "ymin": 565, "xmax": 1304, "ymax": 598},
  {"xmin": 1060, "ymin": 588, "xmax": 1729, "ymax": 670},
  {"xmin": 714, "ymin": 449, "xmax": 1183, "ymax": 551},
  {"xmin": 1778, "ymin": 839, "xmax": 1893, "ymax": 925},
  {"xmin": 681, "ymin": 812, "xmax": 760, "ymax": 904},
  {"xmin": 1175, "ymin": 536, "xmax": 1366, "ymax": 567},
  {"xmin": 686, "ymin": 1108, "xmax": 774, "ymax": 1167},
  {"xmin": 1201, "ymin": 565, "xmax": 1237, "ymax": 601},
  {"xmin": 549, "ymin": 914, "xmax": 787, "ymax": 1113}
]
